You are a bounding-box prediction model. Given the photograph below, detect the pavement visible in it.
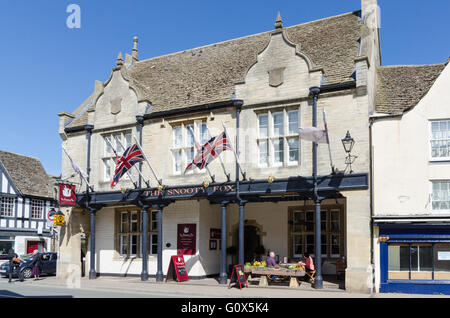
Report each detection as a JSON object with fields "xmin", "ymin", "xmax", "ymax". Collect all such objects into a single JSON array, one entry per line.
[{"xmin": 1, "ymin": 275, "xmax": 450, "ymax": 298}]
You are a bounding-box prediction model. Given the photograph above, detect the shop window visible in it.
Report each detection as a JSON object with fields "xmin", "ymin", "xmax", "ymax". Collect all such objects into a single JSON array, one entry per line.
[
  {"xmin": 30, "ymin": 199, "xmax": 43, "ymax": 219},
  {"xmin": 116, "ymin": 210, "xmax": 158, "ymax": 258},
  {"xmin": 0, "ymin": 197, "xmax": 15, "ymax": 217},
  {"xmin": 388, "ymin": 243, "xmax": 450, "ymax": 281},
  {"xmin": 0, "ymin": 236, "xmax": 14, "ymax": 255},
  {"xmin": 289, "ymin": 207, "xmax": 343, "ymax": 259},
  {"xmin": 435, "ymin": 243, "xmax": 450, "ymax": 280},
  {"xmin": 257, "ymin": 109, "xmax": 300, "ymax": 168}
]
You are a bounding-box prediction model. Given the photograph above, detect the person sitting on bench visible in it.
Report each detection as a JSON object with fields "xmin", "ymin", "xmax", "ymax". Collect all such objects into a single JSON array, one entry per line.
[{"xmin": 266, "ymin": 251, "xmax": 278, "ymax": 281}]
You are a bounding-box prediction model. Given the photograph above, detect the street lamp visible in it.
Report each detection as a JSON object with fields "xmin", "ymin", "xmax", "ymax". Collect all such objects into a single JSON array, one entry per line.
[{"xmin": 341, "ymin": 131, "xmax": 357, "ymax": 173}]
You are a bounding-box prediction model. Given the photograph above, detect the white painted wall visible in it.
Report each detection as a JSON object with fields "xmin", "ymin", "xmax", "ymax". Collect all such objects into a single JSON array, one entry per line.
[{"xmin": 373, "ymin": 64, "xmax": 450, "ymax": 216}]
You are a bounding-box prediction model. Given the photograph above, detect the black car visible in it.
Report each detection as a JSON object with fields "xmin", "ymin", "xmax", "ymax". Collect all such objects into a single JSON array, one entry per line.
[{"xmin": 0, "ymin": 252, "xmax": 58, "ymax": 279}]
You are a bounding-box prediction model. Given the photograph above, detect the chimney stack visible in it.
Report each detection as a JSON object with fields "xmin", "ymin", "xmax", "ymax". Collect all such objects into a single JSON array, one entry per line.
[{"xmin": 132, "ymin": 36, "xmax": 138, "ymax": 60}]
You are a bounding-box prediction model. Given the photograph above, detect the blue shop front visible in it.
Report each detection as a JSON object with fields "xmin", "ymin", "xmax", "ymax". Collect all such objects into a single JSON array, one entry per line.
[{"xmin": 378, "ymin": 222, "xmax": 450, "ymax": 295}]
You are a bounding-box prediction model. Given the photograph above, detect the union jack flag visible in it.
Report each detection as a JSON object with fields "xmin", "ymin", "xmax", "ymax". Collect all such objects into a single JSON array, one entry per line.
[
  {"xmin": 111, "ymin": 144, "xmax": 144, "ymax": 187},
  {"xmin": 185, "ymin": 131, "xmax": 232, "ymax": 172}
]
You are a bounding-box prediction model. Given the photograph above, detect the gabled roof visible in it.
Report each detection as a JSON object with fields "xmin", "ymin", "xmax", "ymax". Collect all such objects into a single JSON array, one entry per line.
[
  {"xmin": 0, "ymin": 150, "xmax": 54, "ymax": 198},
  {"xmin": 66, "ymin": 11, "xmax": 362, "ymax": 124},
  {"xmin": 375, "ymin": 62, "xmax": 448, "ymax": 114}
]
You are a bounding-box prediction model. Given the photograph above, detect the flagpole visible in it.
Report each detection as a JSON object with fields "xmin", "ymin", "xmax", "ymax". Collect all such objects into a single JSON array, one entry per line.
[
  {"xmin": 62, "ymin": 146, "xmax": 93, "ymax": 192},
  {"xmin": 113, "ymin": 138, "xmax": 149, "ymax": 187},
  {"xmin": 105, "ymin": 137, "xmax": 138, "ymax": 188},
  {"xmin": 132, "ymin": 134, "xmax": 162, "ymax": 187},
  {"xmin": 322, "ymin": 109, "xmax": 335, "ymax": 174},
  {"xmin": 222, "ymin": 122, "xmax": 246, "ymax": 180},
  {"xmin": 186, "ymin": 126, "xmax": 215, "ymax": 183},
  {"xmin": 205, "ymin": 125, "xmax": 230, "ymax": 182}
]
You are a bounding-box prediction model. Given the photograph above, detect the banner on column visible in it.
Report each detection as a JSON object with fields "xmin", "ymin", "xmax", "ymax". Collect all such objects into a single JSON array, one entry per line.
[{"xmin": 177, "ymin": 224, "xmax": 196, "ymax": 255}]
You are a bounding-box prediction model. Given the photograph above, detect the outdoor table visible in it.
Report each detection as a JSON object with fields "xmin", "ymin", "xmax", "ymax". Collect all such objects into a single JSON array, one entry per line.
[{"xmin": 248, "ymin": 266, "xmax": 306, "ymax": 288}]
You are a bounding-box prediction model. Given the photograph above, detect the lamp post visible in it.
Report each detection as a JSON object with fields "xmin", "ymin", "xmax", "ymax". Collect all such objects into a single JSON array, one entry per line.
[{"xmin": 341, "ymin": 131, "xmax": 356, "ymax": 174}]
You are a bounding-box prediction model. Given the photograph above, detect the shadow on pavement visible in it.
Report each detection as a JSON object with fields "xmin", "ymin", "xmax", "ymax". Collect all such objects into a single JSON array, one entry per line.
[{"xmin": 0, "ymin": 290, "xmax": 73, "ymax": 298}]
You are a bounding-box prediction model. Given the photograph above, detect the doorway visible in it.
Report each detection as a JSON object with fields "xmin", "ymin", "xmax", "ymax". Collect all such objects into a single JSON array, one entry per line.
[
  {"xmin": 235, "ymin": 225, "xmax": 262, "ymax": 263},
  {"xmin": 26, "ymin": 241, "xmax": 45, "ymax": 254}
]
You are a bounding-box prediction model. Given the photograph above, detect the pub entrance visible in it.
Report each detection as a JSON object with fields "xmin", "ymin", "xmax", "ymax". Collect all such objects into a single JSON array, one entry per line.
[{"xmin": 235, "ymin": 225, "xmax": 263, "ymax": 263}]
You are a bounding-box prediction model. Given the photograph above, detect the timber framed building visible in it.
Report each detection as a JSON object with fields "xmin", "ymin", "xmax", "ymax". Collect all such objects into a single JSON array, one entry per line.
[{"xmin": 0, "ymin": 150, "xmax": 57, "ymax": 256}]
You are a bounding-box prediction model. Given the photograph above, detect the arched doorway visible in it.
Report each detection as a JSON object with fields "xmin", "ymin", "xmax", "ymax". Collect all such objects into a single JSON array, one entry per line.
[{"xmin": 234, "ymin": 225, "xmax": 262, "ymax": 263}]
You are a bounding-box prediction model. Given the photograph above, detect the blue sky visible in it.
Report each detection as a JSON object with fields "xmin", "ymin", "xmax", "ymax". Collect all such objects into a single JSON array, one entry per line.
[{"xmin": 0, "ymin": 0, "xmax": 449, "ymax": 176}]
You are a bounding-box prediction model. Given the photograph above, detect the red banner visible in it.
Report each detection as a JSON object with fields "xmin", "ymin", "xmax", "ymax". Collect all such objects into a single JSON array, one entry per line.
[
  {"xmin": 59, "ymin": 184, "xmax": 76, "ymax": 206},
  {"xmin": 177, "ymin": 224, "xmax": 196, "ymax": 255}
]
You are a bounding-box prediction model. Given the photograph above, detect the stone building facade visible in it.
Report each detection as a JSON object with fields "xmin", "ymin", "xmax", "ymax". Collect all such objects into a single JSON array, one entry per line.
[{"xmin": 57, "ymin": 0, "xmax": 381, "ymax": 293}]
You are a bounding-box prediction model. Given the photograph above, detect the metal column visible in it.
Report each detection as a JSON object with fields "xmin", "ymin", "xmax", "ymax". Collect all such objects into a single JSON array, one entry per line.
[
  {"xmin": 238, "ymin": 202, "xmax": 245, "ymax": 266},
  {"xmin": 220, "ymin": 202, "xmax": 228, "ymax": 284},
  {"xmin": 88, "ymin": 208, "xmax": 96, "ymax": 279},
  {"xmin": 156, "ymin": 206, "xmax": 164, "ymax": 282},
  {"xmin": 310, "ymin": 86, "xmax": 323, "ymax": 289},
  {"xmin": 141, "ymin": 205, "xmax": 149, "ymax": 281}
]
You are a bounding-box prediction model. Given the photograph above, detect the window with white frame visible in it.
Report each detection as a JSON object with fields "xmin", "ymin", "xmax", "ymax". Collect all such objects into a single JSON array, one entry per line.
[
  {"xmin": 257, "ymin": 109, "xmax": 299, "ymax": 167},
  {"xmin": 171, "ymin": 121, "xmax": 208, "ymax": 174},
  {"xmin": 430, "ymin": 120, "xmax": 450, "ymax": 160},
  {"xmin": 117, "ymin": 210, "xmax": 159, "ymax": 258},
  {"xmin": 31, "ymin": 199, "xmax": 43, "ymax": 219},
  {"xmin": 102, "ymin": 131, "xmax": 132, "ymax": 182},
  {"xmin": 431, "ymin": 180, "xmax": 450, "ymax": 211},
  {"xmin": 0, "ymin": 197, "xmax": 15, "ymax": 217}
]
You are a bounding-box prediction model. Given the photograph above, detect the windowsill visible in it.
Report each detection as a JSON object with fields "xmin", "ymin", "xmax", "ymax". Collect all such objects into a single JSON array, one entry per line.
[
  {"xmin": 114, "ymin": 255, "xmax": 158, "ymax": 261},
  {"xmin": 171, "ymin": 170, "xmax": 206, "ymax": 177},
  {"xmin": 429, "ymin": 158, "xmax": 450, "ymax": 163}
]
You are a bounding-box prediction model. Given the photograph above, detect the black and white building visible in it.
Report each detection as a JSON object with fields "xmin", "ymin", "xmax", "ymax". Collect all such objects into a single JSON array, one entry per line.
[{"xmin": 0, "ymin": 150, "xmax": 57, "ymax": 256}]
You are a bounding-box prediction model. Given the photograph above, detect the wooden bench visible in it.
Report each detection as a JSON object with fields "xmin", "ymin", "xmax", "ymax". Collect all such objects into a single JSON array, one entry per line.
[{"xmin": 250, "ymin": 267, "xmax": 306, "ymax": 288}]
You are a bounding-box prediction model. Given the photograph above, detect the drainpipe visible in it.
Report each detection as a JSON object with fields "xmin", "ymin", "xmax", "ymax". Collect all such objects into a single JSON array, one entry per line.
[
  {"xmin": 136, "ymin": 116, "xmax": 144, "ymax": 188},
  {"xmin": 369, "ymin": 116, "xmax": 375, "ymax": 293},
  {"xmin": 85, "ymin": 125, "xmax": 94, "ymax": 193},
  {"xmin": 234, "ymin": 100, "xmax": 245, "ymax": 266}
]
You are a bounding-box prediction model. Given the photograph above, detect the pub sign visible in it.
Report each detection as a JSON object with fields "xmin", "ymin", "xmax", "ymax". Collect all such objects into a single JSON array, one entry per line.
[
  {"xmin": 177, "ymin": 224, "xmax": 196, "ymax": 255},
  {"xmin": 59, "ymin": 183, "xmax": 76, "ymax": 206}
]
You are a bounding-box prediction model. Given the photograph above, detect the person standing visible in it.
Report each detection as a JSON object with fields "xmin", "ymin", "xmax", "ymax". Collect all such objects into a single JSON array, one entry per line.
[
  {"xmin": 7, "ymin": 248, "xmax": 24, "ymax": 283},
  {"xmin": 29, "ymin": 250, "xmax": 42, "ymax": 281}
]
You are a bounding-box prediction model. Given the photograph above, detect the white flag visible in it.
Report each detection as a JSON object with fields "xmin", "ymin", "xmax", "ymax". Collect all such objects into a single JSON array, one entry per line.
[
  {"xmin": 62, "ymin": 147, "xmax": 88, "ymax": 179},
  {"xmin": 299, "ymin": 127, "xmax": 328, "ymax": 144}
]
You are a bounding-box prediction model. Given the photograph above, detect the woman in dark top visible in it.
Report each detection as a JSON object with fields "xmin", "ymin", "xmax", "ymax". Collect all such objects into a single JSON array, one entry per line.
[{"xmin": 29, "ymin": 250, "xmax": 42, "ymax": 280}]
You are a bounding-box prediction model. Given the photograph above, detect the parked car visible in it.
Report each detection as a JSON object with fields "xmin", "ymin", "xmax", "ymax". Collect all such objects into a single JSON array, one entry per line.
[{"xmin": 0, "ymin": 252, "xmax": 58, "ymax": 279}]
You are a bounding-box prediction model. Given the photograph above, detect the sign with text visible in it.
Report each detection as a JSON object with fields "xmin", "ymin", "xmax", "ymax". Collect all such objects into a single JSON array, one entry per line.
[
  {"xmin": 177, "ymin": 224, "xmax": 196, "ymax": 255},
  {"xmin": 59, "ymin": 184, "xmax": 76, "ymax": 206},
  {"xmin": 228, "ymin": 264, "xmax": 248, "ymax": 289},
  {"xmin": 165, "ymin": 255, "xmax": 189, "ymax": 282},
  {"xmin": 143, "ymin": 184, "xmax": 235, "ymax": 199}
]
